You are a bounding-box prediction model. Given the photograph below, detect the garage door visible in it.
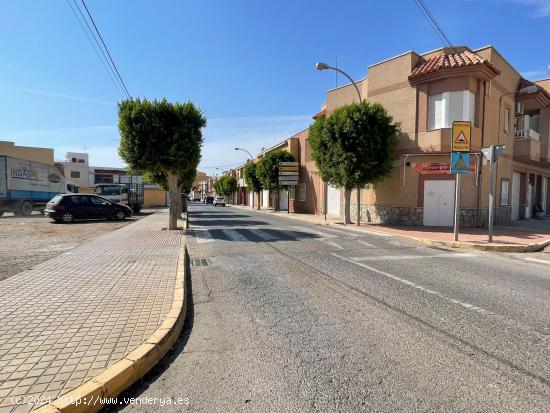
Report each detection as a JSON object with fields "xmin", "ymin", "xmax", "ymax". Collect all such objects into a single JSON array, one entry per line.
[
  {"xmin": 511, "ymin": 172, "xmax": 520, "ymax": 221},
  {"xmin": 423, "ymin": 180, "xmax": 455, "ymax": 226},
  {"xmin": 262, "ymin": 190, "xmax": 269, "ymax": 208},
  {"xmin": 327, "ymin": 185, "xmax": 341, "ymax": 216},
  {"xmin": 278, "ymin": 189, "xmax": 288, "ymax": 211}
]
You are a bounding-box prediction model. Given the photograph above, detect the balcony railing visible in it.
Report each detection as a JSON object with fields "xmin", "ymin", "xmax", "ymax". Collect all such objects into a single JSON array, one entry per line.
[{"xmin": 515, "ymin": 129, "xmax": 540, "ymax": 140}]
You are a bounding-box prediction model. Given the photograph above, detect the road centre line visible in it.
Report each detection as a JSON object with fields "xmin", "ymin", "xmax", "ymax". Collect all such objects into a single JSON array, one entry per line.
[
  {"xmin": 352, "ymin": 252, "xmax": 477, "ymax": 261},
  {"xmin": 331, "ymin": 253, "xmax": 488, "ymax": 314}
]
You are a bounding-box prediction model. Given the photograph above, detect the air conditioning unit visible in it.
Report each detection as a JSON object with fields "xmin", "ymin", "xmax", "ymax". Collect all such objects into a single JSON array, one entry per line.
[{"xmin": 515, "ymin": 102, "xmax": 524, "ymax": 115}]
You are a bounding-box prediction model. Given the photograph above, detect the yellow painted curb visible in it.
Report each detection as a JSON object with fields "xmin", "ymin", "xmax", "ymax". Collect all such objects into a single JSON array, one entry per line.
[
  {"xmin": 35, "ymin": 238, "xmax": 189, "ymax": 413},
  {"xmin": 229, "ymin": 205, "xmax": 550, "ymax": 253}
]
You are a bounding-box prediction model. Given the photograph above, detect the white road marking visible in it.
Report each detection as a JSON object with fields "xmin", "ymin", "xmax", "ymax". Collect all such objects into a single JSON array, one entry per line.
[
  {"xmin": 290, "ymin": 226, "xmax": 337, "ymax": 239},
  {"xmin": 332, "ymin": 253, "xmax": 489, "ymax": 314},
  {"xmin": 323, "ymin": 239, "xmax": 344, "ymax": 250},
  {"xmin": 352, "ymin": 252, "xmax": 477, "ymax": 261},
  {"xmin": 253, "ymin": 229, "xmax": 281, "ymax": 241},
  {"xmin": 222, "ymin": 229, "xmax": 248, "ymax": 241},
  {"xmin": 525, "ymin": 257, "xmax": 550, "ymax": 265},
  {"xmin": 195, "ymin": 230, "xmax": 214, "ymax": 243},
  {"xmin": 356, "ymin": 239, "xmax": 376, "ymax": 248}
]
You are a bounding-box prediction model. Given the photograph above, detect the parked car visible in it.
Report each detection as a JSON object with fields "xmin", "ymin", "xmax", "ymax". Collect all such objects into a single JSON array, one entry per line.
[
  {"xmin": 203, "ymin": 196, "xmax": 214, "ymax": 204},
  {"xmin": 213, "ymin": 197, "xmax": 226, "ymax": 207},
  {"xmin": 44, "ymin": 194, "xmax": 132, "ymax": 223}
]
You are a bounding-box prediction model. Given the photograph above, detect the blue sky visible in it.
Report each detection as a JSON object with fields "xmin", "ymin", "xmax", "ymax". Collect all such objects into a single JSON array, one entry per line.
[{"xmin": 0, "ymin": 0, "xmax": 548, "ymax": 172}]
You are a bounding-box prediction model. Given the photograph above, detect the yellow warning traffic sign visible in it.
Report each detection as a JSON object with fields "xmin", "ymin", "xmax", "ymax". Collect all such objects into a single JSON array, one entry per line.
[{"xmin": 452, "ymin": 121, "xmax": 471, "ymax": 152}]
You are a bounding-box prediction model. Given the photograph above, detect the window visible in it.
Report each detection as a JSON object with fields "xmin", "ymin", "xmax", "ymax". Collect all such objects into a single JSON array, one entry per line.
[
  {"xmin": 90, "ymin": 196, "xmax": 109, "ymax": 206},
  {"xmin": 96, "ymin": 175, "xmax": 114, "ymax": 184},
  {"xmin": 70, "ymin": 171, "xmax": 80, "ymax": 179},
  {"xmin": 428, "ymin": 90, "xmax": 475, "ymax": 130},
  {"xmin": 71, "ymin": 157, "xmax": 77, "ymax": 163},
  {"xmin": 77, "ymin": 159, "xmax": 85, "ymax": 163},
  {"xmin": 70, "ymin": 195, "xmax": 89, "ymax": 205},
  {"xmin": 504, "ymin": 108, "xmax": 510, "ymax": 134},
  {"xmin": 298, "ymin": 183, "xmax": 306, "ymax": 202},
  {"xmin": 501, "ymin": 180, "xmax": 509, "ymax": 206}
]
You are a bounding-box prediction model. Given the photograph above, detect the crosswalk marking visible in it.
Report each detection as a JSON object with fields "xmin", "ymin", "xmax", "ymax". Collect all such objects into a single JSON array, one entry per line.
[
  {"xmin": 223, "ymin": 229, "xmax": 248, "ymax": 241},
  {"xmin": 195, "ymin": 230, "xmax": 214, "ymax": 243},
  {"xmin": 253, "ymin": 229, "xmax": 281, "ymax": 241},
  {"xmin": 290, "ymin": 226, "xmax": 336, "ymax": 239}
]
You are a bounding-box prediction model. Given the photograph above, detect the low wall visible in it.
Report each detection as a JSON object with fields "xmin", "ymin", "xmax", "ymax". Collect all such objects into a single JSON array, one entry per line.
[
  {"xmin": 144, "ymin": 189, "xmax": 167, "ymax": 208},
  {"xmin": 344, "ymin": 204, "xmax": 512, "ymax": 228}
]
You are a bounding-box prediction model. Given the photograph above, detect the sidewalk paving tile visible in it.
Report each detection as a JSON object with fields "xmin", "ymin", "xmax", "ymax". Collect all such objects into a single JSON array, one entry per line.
[{"xmin": 0, "ymin": 211, "xmax": 182, "ymax": 412}]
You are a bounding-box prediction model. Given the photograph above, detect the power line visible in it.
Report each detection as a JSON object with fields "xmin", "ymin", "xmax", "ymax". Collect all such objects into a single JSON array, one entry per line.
[
  {"xmin": 414, "ymin": 0, "xmax": 456, "ymax": 52},
  {"xmin": 80, "ymin": 0, "xmax": 131, "ymax": 98},
  {"xmin": 66, "ymin": 0, "xmax": 125, "ymax": 99}
]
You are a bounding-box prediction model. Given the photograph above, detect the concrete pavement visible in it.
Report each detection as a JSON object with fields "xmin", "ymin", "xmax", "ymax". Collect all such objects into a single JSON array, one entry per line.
[
  {"xmin": 0, "ymin": 211, "xmax": 186, "ymax": 412},
  {"xmin": 118, "ymin": 203, "xmax": 550, "ymax": 412}
]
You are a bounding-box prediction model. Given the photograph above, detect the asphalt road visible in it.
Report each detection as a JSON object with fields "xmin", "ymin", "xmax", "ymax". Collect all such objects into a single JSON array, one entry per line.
[{"xmin": 118, "ymin": 203, "xmax": 550, "ymax": 412}]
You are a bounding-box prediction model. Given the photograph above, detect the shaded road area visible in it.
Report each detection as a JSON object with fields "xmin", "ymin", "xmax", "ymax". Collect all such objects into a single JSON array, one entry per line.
[{"xmin": 120, "ymin": 203, "xmax": 549, "ymax": 412}]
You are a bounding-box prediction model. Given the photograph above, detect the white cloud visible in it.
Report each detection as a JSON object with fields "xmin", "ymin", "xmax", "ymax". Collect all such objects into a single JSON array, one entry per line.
[
  {"xmin": 0, "ymin": 84, "xmax": 115, "ymax": 106},
  {"xmin": 520, "ymin": 69, "xmax": 549, "ymax": 79},
  {"xmin": 507, "ymin": 0, "xmax": 550, "ymax": 17}
]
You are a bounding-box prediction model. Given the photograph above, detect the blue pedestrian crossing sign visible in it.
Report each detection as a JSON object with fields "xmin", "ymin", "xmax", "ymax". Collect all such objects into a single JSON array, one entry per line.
[{"xmin": 451, "ymin": 152, "xmax": 470, "ymax": 174}]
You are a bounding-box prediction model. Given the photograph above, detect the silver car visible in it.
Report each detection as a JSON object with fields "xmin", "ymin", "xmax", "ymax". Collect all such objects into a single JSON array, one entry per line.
[{"xmin": 213, "ymin": 197, "xmax": 225, "ymax": 207}]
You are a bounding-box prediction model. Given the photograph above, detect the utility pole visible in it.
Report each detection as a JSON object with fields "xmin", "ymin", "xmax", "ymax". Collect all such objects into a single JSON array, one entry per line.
[{"xmin": 482, "ymin": 145, "xmax": 506, "ymax": 243}]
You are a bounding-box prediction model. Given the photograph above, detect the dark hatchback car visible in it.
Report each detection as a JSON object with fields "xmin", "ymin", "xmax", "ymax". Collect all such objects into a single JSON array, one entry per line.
[
  {"xmin": 203, "ymin": 196, "xmax": 214, "ymax": 204},
  {"xmin": 45, "ymin": 194, "xmax": 132, "ymax": 223}
]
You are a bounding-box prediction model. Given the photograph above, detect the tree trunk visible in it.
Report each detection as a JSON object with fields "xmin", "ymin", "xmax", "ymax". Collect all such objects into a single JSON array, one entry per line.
[
  {"xmin": 344, "ymin": 187, "xmax": 352, "ymax": 225},
  {"xmin": 167, "ymin": 171, "xmax": 179, "ymax": 230},
  {"xmin": 356, "ymin": 188, "xmax": 361, "ymax": 226},
  {"xmin": 273, "ymin": 189, "xmax": 278, "ymax": 212},
  {"xmin": 252, "ymin": 191, "xmax": 254, "ymax": 209},
  {"xmin": 257, "ymin": 191, "xmax": 261, "ymax": 209}
]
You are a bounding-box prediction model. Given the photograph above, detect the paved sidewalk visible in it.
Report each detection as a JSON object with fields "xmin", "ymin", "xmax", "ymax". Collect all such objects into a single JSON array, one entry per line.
[
  {"xmin": 0, "ymin": 211, "xmax": 183, "ymax": 412},
  {"xmin": 230, "ymin": 205, "xmax": 550, "ymax": 250}
]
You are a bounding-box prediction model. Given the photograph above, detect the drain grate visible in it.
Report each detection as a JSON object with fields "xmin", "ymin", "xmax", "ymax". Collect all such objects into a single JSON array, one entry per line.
[{"xmin": 191, "ymin": 258, "xmax": 209, "ymax": 267}]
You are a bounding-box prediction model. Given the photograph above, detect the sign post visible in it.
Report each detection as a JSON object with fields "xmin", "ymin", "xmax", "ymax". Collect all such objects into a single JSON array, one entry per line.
[
  {"xmin": 451, "ymin": 121, "xmax": 472, "ymax": 241},
  {"xmin": 278, "ymin": 162, "xmax": 299, "ymax": 213},
  {"xmin": 481, "ymin": 145, "xmax": 506, "ymax": 243}
]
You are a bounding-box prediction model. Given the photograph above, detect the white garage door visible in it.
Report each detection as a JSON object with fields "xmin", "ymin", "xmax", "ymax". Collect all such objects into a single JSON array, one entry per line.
[
  {"xmin": 511, "ymin": 172, "xmax": 520, "ymax": 221},
  {"xmin": 262, "ymin": 190, "xmax": 269, "ymax": 208},
  {"xmin": 249, "ymin": 191, "xmax": 254, "ymax": 207},
  {"xmin": 327, "ymin": 185, "xmax": 341, "ymax": 216},
  {"xmin": 526, "ymin": 182, "xmax": 533, "ymax": 219},
  {"xmin": 423, "ymin": 180, "xmax": 455, "ymax": 226},
  {"xmin": 279, "ymin": 189, "xmax": 288, "ymax": 211}
]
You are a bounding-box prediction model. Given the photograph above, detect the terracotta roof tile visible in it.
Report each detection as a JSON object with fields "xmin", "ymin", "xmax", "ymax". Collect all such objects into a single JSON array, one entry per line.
[{"xmin": 410, "ymin": 50, "xmax": 500, "ymax": 79}]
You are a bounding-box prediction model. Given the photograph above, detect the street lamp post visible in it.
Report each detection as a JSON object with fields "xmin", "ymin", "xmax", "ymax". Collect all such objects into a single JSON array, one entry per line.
[
  {"xmin": 316, "ymin": 62, "xmax": 362, "ymax": 225},
  {"xmin": 315, "ymin": 62, "xmax": 362, "ymax": 101},
  {"xmin": 234, "ymin": 147, "xmax": 255, "ymax": 208},
  {"xmin": 234, "ymin": 147, "xmax": 253, "ymax": 160}
]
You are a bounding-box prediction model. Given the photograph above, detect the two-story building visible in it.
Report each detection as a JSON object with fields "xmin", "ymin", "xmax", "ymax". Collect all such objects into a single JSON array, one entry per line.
[{"xmin": 319, "ymin": 45, "xmax": 549, "ymax": 226}]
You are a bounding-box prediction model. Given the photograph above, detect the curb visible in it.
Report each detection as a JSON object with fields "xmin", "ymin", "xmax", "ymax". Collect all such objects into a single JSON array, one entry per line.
[
  {"xmin": 229, "ymin": 205, "xmax": 550, "ymax": 253},
  {"xmin": 35, "ymin": 238, "xmax": 189, "ymax": 413}
]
